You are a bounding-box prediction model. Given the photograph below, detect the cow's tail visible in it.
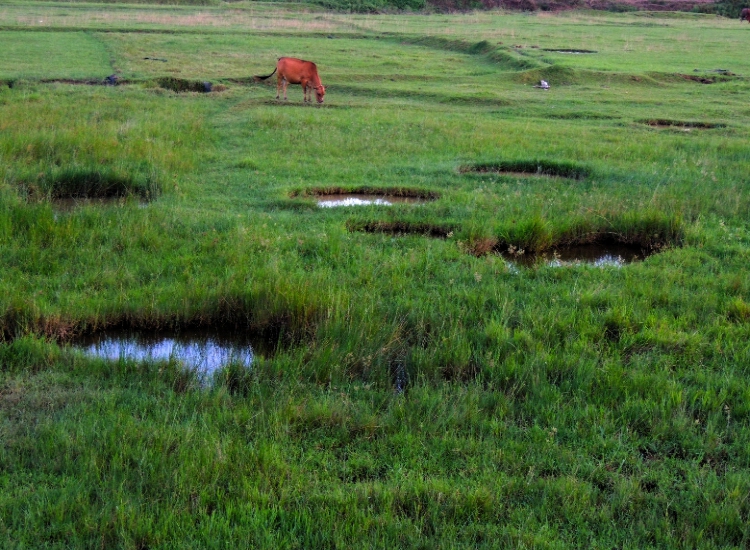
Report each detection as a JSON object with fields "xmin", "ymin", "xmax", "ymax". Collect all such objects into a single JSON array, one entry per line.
[{"xmin": 254, "ymin": 67, "xmax": 277, "ymax": 82}]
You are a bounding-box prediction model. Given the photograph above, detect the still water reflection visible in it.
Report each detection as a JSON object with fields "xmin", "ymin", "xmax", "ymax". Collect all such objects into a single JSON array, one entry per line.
[
  {"xmin": 317, "ymin": 194, "xmax": 428, "ymax": 207},
  {"xmin": 500, "ymin": 243, "xmax": 651, "ymax": 268},
  {"xmin": 74, "ymin": 329, "xmax": 256, "ymax": 376}
]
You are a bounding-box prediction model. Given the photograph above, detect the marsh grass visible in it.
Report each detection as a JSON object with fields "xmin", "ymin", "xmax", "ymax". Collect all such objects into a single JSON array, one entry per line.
[{"xmin": 2, "ymin": 4, "xmax": 750, "ymax": 548}]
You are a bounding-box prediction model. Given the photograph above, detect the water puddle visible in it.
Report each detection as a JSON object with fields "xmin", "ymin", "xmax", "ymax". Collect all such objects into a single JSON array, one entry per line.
[
  {"xmin": 72, "ymin": 328, "xmax": 263, "ymax": 377},
  {"xmin": 317, "ymin": 194, "xmax": 428, "ymax": 207},
  {"xmin": 499, "ymin": 243, "xmax": 651, "ymax": 268}
]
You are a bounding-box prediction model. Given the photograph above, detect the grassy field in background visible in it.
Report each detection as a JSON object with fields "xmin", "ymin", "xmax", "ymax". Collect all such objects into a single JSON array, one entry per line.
[{"xmin": 2, "ymin": 3, "xmax": 750, "ymax": 547}]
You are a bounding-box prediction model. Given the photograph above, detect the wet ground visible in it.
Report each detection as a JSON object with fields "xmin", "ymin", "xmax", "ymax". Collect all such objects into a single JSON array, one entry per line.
[
  {"xmin": 72, "ymin": 328, "xmax": 261, "ymax": 376},
  {"xmin": 316, "ymin": 194, "xmax": 429, "ymax": 207},
  {"xmin": 499, "ymin": 243, "xmax": 652, "ymax": 268}
]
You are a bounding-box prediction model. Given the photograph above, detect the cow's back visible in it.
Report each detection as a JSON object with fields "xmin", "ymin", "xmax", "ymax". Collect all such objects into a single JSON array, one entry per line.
[{"xmin": 277, "ymin": 57, "xmax": 318, "ymax": 83}]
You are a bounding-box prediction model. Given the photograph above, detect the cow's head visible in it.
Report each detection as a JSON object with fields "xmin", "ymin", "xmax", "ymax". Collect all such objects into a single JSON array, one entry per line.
[{"xmin": 315, "ymin": 85, "xmax": 326, "ymax": 104}]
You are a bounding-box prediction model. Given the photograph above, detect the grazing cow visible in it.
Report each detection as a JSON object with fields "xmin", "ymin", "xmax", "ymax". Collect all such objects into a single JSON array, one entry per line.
[
  {"xmin": 255, "ymin": 57, "xmax": 325, "ymax": 104},
  {"xmin": 742, "ymin": 7, "xmax": 750, "ymax": 22}
]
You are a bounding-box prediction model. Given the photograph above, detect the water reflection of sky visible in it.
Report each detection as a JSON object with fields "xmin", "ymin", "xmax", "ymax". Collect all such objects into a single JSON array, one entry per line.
[
  {"xmin": 501, "ymin": 244, "xmax": 649, "ymax": 269},
  {"xmin": 316, "ymin": 194, "xmax": 427, "ymax": 208},
  {"xmin": 547, "ymin": 254, "xmax": 627, "ymax": 268},
  {"xmin": 79, "ymin": 333, "xmax": 254, "ymax": 376},
  {"xmin": 318, "ymin": 197, "xmax": 392, "ymax": 207}
]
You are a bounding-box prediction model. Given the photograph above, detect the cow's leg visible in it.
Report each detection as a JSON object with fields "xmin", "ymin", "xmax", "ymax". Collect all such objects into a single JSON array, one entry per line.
[
  {"xmin": 276, "ymin": 75, "xmax": 282, "ymax": 100},
  {"xmin": 282, "ymin": 78, "xmax": 289, "ymax": 100},
  {"xmin": 302, "ymin": 79, "xmax": 310, "ymax": 103}
]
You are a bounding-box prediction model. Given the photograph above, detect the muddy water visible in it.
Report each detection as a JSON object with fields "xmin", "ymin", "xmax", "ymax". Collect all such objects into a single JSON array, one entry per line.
[
  {"xmin": 73, "ymin": 328, "xmax": 260, "ymax": 376},
  {"xmin": 500, "ymin": 243, "xmax": 651, "ymax": 268},
  {"xmin": 317, "ymin": 194, "xmax": 428, "ymax": 207}
]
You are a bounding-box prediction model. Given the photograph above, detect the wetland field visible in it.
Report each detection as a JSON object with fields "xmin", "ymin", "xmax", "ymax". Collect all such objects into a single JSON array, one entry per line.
[{"xmin": 1, "ymin": 1, "xmax": 750, "ymax": 547}]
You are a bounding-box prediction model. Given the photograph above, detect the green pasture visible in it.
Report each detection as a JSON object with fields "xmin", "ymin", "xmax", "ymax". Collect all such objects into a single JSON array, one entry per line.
[
  {"xmin": 0, "ymin": 31, "xmax": 111, "ymax": 78},
  {"xmin": 2, "ymin": 3, "xmax": 750, "ymax": 548}
]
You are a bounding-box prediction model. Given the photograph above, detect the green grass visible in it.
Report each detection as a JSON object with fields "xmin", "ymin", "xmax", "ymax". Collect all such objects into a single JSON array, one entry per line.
[
  {"xmin": 0, "ymin": 31, "xmax": 111, "ymax": 79},
  {"xmin": 2, "ymin": 3, "xmax": 750, "ymax": 548}
]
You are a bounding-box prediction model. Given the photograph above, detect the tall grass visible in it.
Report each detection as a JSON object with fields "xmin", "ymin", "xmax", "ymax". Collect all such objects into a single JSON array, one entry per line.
[
  {"xmin": 2, "ymin": 5, "xmax": 750, "ymax": 547},
  {"xmin": 0, "ymin": 84, "xmax": 202, "ymax": 200}
]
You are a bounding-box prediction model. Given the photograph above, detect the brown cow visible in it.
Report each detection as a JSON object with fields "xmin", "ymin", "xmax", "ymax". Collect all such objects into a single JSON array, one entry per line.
[
  {"xmin": 742, "ymin": 7, "xmax": 750, "ymax": 22},
  {"xmin": 255, "ymin": 57, "xmax": 325, "ymax": 104}
]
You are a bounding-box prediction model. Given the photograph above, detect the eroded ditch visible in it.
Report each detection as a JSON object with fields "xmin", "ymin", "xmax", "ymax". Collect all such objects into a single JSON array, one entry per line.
[
  {"xmin": 640, "ymin": 119, "xmax": 726, "ymax": 130},
  {"xmin": 459, "ymin": 160, "xmax": 590, "ymax": 180}
]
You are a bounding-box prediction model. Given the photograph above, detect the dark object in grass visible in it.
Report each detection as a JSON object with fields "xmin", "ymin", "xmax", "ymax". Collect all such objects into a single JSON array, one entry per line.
[
  {"xmin": 104, "ymin": 74, "xmax": 119, "ymax": 86},
  {"xmin": 143, "ymin": 56, "xmax": 168, "ymax": 62},
  {"xmin": 460, "ymin": 159, "xmax": 590, "ymax": 180},
  {"xmin": 203, "ymin": 81, "xmax": 212, "ymax": 93},
  {"xmin": 392, "ymin": 359, "xmax": 407, "ymax": 394}
]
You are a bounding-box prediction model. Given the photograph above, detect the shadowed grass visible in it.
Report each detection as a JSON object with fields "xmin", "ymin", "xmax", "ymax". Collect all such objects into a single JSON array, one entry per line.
[{"xmin": 460, "ymin": 159, "xmax": 591, "ymax": 180}]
